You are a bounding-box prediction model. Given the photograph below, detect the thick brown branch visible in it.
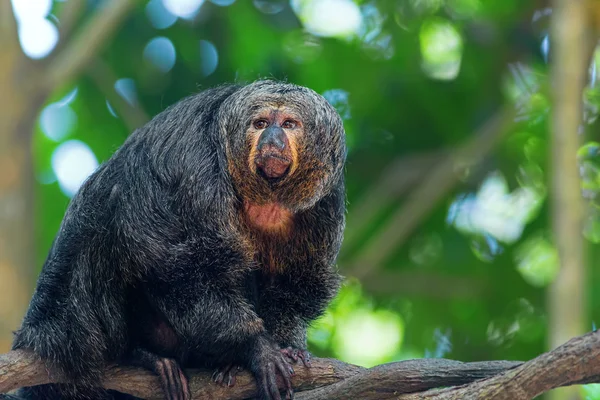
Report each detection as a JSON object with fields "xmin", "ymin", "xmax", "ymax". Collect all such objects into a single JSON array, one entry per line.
[{"xmin": 2, "ymin": 330, "xmax": 600, "ymax": 399}]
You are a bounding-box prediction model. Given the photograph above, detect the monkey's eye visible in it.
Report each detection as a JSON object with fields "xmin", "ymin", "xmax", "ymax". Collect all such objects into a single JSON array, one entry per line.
[
  {"xmin": 282, "ymin": 120, "xmax": 296, "ymax": 129},
  {"xmin": 254, "ymin": 120, "xmax": 269, "ymax": 130}
]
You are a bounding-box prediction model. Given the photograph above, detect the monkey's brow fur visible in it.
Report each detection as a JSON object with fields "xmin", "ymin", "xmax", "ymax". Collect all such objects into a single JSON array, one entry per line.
[{"xmin": 11, "ymin": 80, "xmax": 347, "ymax": 400}]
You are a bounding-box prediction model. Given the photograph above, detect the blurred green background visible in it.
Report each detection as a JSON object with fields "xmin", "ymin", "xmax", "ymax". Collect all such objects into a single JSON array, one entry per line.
[{"xmin": 1, "ymin": 0, "xmax": 599, "ymax": 398}]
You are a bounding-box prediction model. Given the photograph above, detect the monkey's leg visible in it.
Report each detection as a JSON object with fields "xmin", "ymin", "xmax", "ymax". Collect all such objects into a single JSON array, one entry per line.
[
  {"xmin": 128, "ymin": 348, "xmax": 190, "ymax": 400},
  {"xmin": 153, "ymin": 280, "xmax": 294, "ymax": 400},
  {"xmin": 264, "ymin": 311, "xmax": 313, "ymax": 369}
]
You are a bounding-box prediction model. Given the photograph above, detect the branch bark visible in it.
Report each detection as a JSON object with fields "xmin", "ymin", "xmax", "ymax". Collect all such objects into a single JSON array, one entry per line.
[{"xmin": 2, "ymin": 330, "xmax": 600, "ymax": 399}]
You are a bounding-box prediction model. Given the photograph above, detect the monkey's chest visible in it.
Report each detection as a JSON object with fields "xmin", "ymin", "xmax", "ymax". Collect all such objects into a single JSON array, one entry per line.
[
  {"xmin": 242, "ymin": 202, "xmax": 296, "ymax": 274},
  {"xmin": 244, "ymin": 201, "xmax": 293, "ymax": 233}
]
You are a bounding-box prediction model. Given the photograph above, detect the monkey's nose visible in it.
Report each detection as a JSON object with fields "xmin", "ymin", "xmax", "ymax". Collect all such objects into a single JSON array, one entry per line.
[{"xmin": 257, "ymin": 126, "xmax": 287, "ymax": 151}]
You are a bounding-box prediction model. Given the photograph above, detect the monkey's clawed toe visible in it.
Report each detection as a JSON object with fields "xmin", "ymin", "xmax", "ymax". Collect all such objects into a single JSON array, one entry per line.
[
  {"xmin": 254, "ymin": 347, "xmax": 295, "ymax": 400},
  {"xmin": 281, "ymin": 347, "xmax": 311, "ymax": 368},
  {"xmin": 212, "ymin": 363, "xmax": 243, "ymax": 387},
  {"xmin": 154, "ymin": 358, "xmax": 190, "ymax": 400}
]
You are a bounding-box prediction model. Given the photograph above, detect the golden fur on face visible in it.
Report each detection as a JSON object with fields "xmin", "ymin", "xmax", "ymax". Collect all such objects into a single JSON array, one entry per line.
[{"xmin": 246, "ymin": 105, "xmax": 300, "ymax": 179}]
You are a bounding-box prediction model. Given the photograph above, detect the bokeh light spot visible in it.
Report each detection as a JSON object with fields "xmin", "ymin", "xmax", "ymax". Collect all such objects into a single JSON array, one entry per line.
[
  {"xmin": 18, "ymin": 18, "xmax": 58, "ymax": 59},
  {"xmin": 51, "ymin": 141, "xmax": 99, "ymax": 198},
  {"xmin": 40, "ymin": 103, "xmax": 77, "ymax": 142},
  {"xmin": 161, "ymin": 0, "xmax": 205, "ymax": 19},
  {"xmin": 146, "ymin": 0, "xmax": 178, "ymax": 29},
  {"xmin": 210, "ymin": 0, "xmax": 236, "ymax": 5},
  {"xmin": 578, "ymin": 142, "xmax": 600, "ymax": 195},
  {"xmin": 115, "ymin": 78, "xmax": 138, "ymax": 106},
  {"xmin": 449, "ymin": 171, "xmax": 543, "ymax": 247},
  {"xmin": 199, "ymin": 40, "xmax": 218, "ymax": 76},
  {"xmin": 333, "ymin": 309, "xmax": 404, "ymax": 367},
  {"xmin": 514, "ymin": 236, "xmax": 559, "ymax": 287},
  {"xmin": 56, "ymin": 87, "xmax": 79, "ymax": 107},
  {"xmin": 419, "ymin": 18, "xmax": 463, "ymax": 80},
  {"xmin": 322, "ymin": 89, "xmax": 351, "ymax": 120},
  {"xmin": 253, "ymin": 0, "xmax": 285, "ymax": 14},
  {"xmin": 144, "ymin": 37, "xmax": 177, "ymax": 73},
  {"xmin": 11, "ymin": 0, "xmax": 52, "ymax": 21},
  {"xmin": 292, "ymin": 0, "xmax": 362, "ymax": 38},
  {"xmin": 106, "ymin": 100, "xmax": 118, "ymax": 118}
]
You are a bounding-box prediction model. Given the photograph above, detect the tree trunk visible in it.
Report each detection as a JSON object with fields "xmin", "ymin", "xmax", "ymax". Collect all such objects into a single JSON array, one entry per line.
[{"xmin": 0, "ymin": 14, "xmax": 46, "ymax": 351}]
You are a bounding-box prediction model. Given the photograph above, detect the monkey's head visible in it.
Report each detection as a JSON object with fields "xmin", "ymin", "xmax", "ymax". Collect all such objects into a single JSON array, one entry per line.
[{"xmin": 221, "ymin": 80, "xmax": 346, "ymax": 213}]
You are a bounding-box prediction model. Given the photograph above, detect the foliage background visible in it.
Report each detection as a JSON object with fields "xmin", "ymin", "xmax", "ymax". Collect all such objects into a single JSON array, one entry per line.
[{"xmin": 1, "ymin": 0, "xmax": 600, "ymax": 398}]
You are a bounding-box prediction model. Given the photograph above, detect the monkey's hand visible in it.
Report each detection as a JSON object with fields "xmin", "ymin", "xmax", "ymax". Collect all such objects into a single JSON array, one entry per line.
[
  {"xmin": 129, "ymin": 348, "xmax": 190, "ymax": 400},
  {"xmin": 281, "ymin": 347, "xmax": 312, "ymax": 368},
  {"xmin": 250, "ymin": 337, "xmax": 295, "ymax": 400}
]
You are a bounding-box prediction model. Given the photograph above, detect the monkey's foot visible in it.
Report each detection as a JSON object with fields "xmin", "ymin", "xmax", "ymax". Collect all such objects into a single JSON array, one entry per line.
[
  {"xmin": 154, "ymin": 357, "xmax": 190, "ymax": 400},
  {"xmin": 212, "ymin": 363, "xmax": 243, "ymax": 387},
  {"xmin": 129, "ymin": 348, "xmax": 190, "ymax": 400},
  {"xmin": 252, "ymin": 340, "xmax": 296, "ymax": 400},
  {"xmin": 281, "ymin": 347, "xmax": 311, "ymax": 368}
]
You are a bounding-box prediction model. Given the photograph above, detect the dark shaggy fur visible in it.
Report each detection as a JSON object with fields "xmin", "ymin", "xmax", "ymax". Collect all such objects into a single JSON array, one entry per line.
[{"xmin": 12, "ymin": 80, "xmax": 346, "ymax": 400}]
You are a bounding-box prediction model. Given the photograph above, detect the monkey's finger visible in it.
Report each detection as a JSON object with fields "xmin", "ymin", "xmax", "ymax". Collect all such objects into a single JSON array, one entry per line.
[
  {"xmin": 163, "ymin": 361, "xmax": 178, "ymax": 400},
  {"xmin": 266, "ymin": 365, "xmax": 282, "ymax": 400},
  {"xmin": 171, "ymin": 363, "xmax": 190, "ymax": 400},
  {"xmin": 275, "ymin": 359, "xmax": 294, "ymax": 398},
  {"xmin": 281, "ymin": 347, "xmax": 299, "ymax": 362},
  {"xmin": 179, "ymin": 368, "xmax": 191, "ymax": 400},
  {"xmin": 285, "ymin": 388, "xmax": 295, "ymax": 400},
  {"xmin": 213, "ymin": 370, "xmax": 225, "ymax": 385},
  {"xmin": 259, "ymin": 372, "xmax": 278, "ymax": 400},
  {"xmin": 155, "ymin": 360, "xmax": 173, "ymax": 400},
  {"xmin": 298, "ymin": 351, "xmax": 311, "ymax": 368},
  {"xmin": 227, "ymin": 365, "xmax": 243, "ymax": 387}
]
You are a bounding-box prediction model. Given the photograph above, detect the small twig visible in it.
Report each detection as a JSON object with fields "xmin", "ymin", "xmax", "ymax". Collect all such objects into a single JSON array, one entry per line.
[
  {"xmin": 43, "ymin": 0, "xmax": 139, "ymax": 91},
  {"xmin": 348, "ymin": 106, "xmax": 516, "ymax": 280},
  {"xmin": 87, "ymin": 58, "xmax": 150, "ymax": 131}
]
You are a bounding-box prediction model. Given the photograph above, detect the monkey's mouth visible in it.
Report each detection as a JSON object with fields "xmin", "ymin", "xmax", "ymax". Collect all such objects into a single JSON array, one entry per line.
[{"xmin": 255, "ymin": 148, "xmax": 291, "ymax": 180}]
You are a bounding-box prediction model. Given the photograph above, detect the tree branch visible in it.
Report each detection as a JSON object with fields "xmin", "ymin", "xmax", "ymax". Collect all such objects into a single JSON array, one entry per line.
[
  {"xmin": 348, "ymin": 106, "xmax": 516, "ymax": 279},
  {"xmin": 87, "ymin": 58, "xmax": 149, "ymax": 131},
  {"xmin": 340, "ymin": 150, "xmax": 444, "ymax": 257},
  {"xmin": 360, "ymin": 270, "xmax": 489, "ymax": 299},
  {"xmin": 55, "ymin": 0, "xmax": 87, "ymax": 50},
  {"xmin": 43, "ymin": 0, "xmax": 139, "ymax": 91},
  {"xmin": 2, "ymin": 330, "xmax": 600, "ymax": 399},
  {"xmin": 0, "ymin": 0, "xmax": 19, "ymax": 50}
]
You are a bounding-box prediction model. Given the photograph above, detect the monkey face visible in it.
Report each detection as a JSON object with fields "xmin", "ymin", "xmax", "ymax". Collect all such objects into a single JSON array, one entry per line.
[
  {"xmin": 247, "ymin": 107, "xmax": 300, "ymax": 181},
  {"xmin": 221, "ymin": 81, "xmax": 346, "ymax": 212}
]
